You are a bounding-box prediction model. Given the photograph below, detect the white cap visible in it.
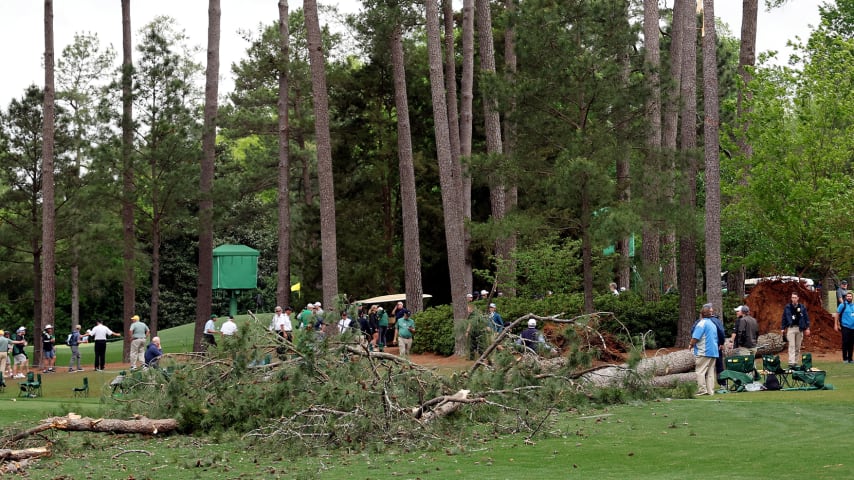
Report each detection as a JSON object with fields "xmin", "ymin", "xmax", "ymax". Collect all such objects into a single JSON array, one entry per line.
[
  {"xmin": 314, "ymin": 302, "xmax": 322, "ymax": 307},
  {"xmin": 489, "ymin": 303, "xmax": 496, "ymax": 308},
  {"xmin": 480, "ymin": 290, "xmax": 488, "ymax": 295},
  {"xmin": 466, "ymin": 293, "xmax": 473, "ymax": 298},
  {"xmin": 528, "ymin": 319, "xmax": 537, "ymax": 328},
  {"xmin": 377, "ymin": 306, "xmax": 383, "ymax": 311},
  {"xmin": 44, "ymin": 324, "xmax": 52, "ymax": 329}
]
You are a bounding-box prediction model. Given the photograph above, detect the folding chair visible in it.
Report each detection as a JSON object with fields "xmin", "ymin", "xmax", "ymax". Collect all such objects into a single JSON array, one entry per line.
[
  {"xmin": 32, "ymin": 373, "xmax": 42, "ymax": 397},
  {"xmin": 110, "ymin": 371, "xmax": 127, "ymax": 396},
  {"xmin": 18, "ymin": 372, "xmax": 36, "ymax": 397},
  {"xmin": 718, "ymin": 355, "xmax": 758, "ymax": 392},
  {"xmin": 73, "ymin": 377, "xmax": 89, "ymax": 397},
  {"xmin": 761, "ymin": 354, "xmax": 792, "ymax": 388}
]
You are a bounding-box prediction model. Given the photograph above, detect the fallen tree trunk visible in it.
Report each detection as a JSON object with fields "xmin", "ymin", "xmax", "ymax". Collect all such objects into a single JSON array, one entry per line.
[
  {"xmin": 649, "ymin": 372, "xmax": 697, "ymax": 388},
  {"xmin": 0, "ymin": 447, "xmax": 50, "ymax": 462},
  {"xmin": 636, "ymin": 349, "xmax": 696, "ymax": 376},
  {"xmin": 3, "ymin": 416, "xmax": 178, "ymax": 444}
]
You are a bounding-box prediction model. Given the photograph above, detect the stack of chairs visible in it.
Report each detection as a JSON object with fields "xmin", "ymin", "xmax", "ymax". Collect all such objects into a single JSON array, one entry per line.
[{"xmin": 718, "ymin": 354, "xmax": 758, "ymax": 392}]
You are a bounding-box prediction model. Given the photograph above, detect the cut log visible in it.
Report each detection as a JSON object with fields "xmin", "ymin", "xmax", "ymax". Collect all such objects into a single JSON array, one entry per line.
[
  {"xmin": 636, "ymin": 349, "xmax": 696, "ymax": 376},
  {"xmin": 3, "ymin": 416, "xmax": 178, "ymax": 444},
  {"xmin": 0, "ymin": 446, "xmax": 50, "ymax": 462}
]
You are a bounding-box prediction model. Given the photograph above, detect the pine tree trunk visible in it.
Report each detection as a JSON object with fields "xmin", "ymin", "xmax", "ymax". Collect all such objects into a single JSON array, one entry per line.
[
  {"xmin": 304, "ymin": 0, "xmax": 339, "ymax": 308},
  {"xmin": 641, "ymin": 0, "xmax": 662, "ymax": 301},
  {"xmin": 40, "ymin": 0, "xmax": 57, "ymax": 366},
  {"xmin": 391, "ymin": 26, "xmax": 425, "ymax": 313},
  {"xmin": 702, "ymin": 0, "xmax": 723, "ymax": 311},
  {"xmin": 460, "ymin": 0, "xmax": 475, "ymax": 294},
  {"xmin": 194, "ymin": 0, "xmax": 219, "ymax": 352},
  {"xmin": 676, "ymin": 0, "xmax": 699, "ymax": 348},
  {"xmin": 425, "ymin": 0, "xmax": 469, "ymax": 354},
  {"xmin": 277, "ymin": 0, "xmax": 292, "ymax": 309},
  {"xmin": 121, "ymin": 0, "xmax": 136, "ymax": 343}
]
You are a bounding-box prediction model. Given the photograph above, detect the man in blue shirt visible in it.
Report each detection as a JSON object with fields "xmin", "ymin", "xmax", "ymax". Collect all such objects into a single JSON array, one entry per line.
[
  {"xmin": 835, "ymin": 290, "xmax": 854, "ymax": 363},
  {"xmin": 690, "ymin": 303, "xmax": 720, "ymax": 396}
]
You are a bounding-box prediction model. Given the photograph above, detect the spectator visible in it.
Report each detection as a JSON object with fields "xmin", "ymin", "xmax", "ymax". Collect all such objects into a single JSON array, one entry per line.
[
  {"xmin": 337, "ymin": 311, "xmax": 353, "ymax": 334},
  {"xmin": 11, "ymin": 327, "xmax": 28, "ymax": 378},
  {"xmin": 690, "ymin": 303, "xmax": 720, "ymax": 396},
  {"xmin": 781, "ymin": 292, "xmax": 810, "ymax": 368},
  {"xmin": 220, "ymin": 316, "xmax": 238, "ymax": 336},
  {"xmin": 67, "ymin": 324, "xmax": 85, "ymax": 372},
  {"xmin": 487, "ymin": 303, "xmax": 504, "ymax": 332},
  {"xmin": 204, "ymin": 315, "xmax": 218, "ymax": 347},
  {"xmin": 609, "ymin": 282, "xmax": 620, "ymax": 296},
  {"xmin": 0, "ymin": 330, "xmax": 9, "ymax": 382},
  {"xmin": 144, "ymin": 336, "xmax": 163, "ymax": 368},
  {"xmin": 42, "ymin": 324, "xmax": 56, "ymax": 373},
  {"xmin": 396, "ymin": 310, "xmax": 415, "ymax": 357},
  {"xmin": 838, "ymin": 280, "xmax": 849, "ymax": 306},
  {"xmin": 128, "ymin": 315, "xmax": 150, "ymax": 370},
  {"xmin": 835, "ymin": 290, "xmax": 854, "ymax": 364},
  {"xmin": 731, "ymin": 306, "xmax": 759, "ymax": 355},
  {"xmin": 376, "ymin": 306, "xmax": 389, "ymax": 351},
  {"xmin": 88, "ymin": 320, "xmax": 121, "ymax": 371},
  {"xmin": 519, "ymin": 319, "xmax": 552, "ymax": 355}
]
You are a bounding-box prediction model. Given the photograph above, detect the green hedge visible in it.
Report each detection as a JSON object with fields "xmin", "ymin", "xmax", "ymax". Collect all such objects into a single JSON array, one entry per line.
[{"xmin": 411, "ymin": 292, "xmax": 682, "ymax": 356}]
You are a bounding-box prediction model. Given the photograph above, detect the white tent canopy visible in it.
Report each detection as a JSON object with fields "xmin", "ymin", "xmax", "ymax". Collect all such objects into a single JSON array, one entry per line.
[{"xmin": 356, "ymin": 293, "xmax": 432, "ymax": 304}]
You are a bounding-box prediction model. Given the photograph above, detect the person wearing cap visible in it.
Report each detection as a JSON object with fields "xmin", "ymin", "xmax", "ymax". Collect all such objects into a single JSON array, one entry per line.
[
  {"xmin": 781, "ymin": 292, "xmax": 810, "ymax": 368},
  {"xmin": 128, "ymin": 315, "xmax": 150, "ymax": 370},
  {"xmin": 396, "ymin": 310, "xmax": 415, "ymax": 357},
  {"xmin": 0, "ymin": 330, "xmax": 10, "ymax": 383},
  {"xmin": 838, "ymin": 280, "xmax": 850, "ymax": 306},
  {"xmin": 835, "ymin": 290, "xmax": 854, "ymax": 363},
  {"xmin": 297, "ymin": 304, "xmax": 314, "ymax": 329},
  {"xmin": 42, "ymin": 324, "xmax": 56, "ymax": 373},
  {"xmin": 67, "ymin": 324, "xmax": 85, "ymax": 372},
  {"xmin": 466, "ymin": 293, "xmax": 474, "ymax": 302},
  {"xmin": 391, "ymin": 302, "xmax": 408, "ymax": 346},
  {"xmin": 89, "ymin": 320, "xmax": 121, "ymax": 371},
  {"xmin": 519, "ymin": 319, "xmax": 552, "ymax": 355},
  {"xmin": 480, "ymin": 289, "xmax": 489, "ymax": 300},
  {"xmin": 731, "ymin": 305, "xmax": 759, "ymax": 355},
  {"xmin": 11, "ymin": 327, "xmax": 28, "ymax": 378},
  {"xmin": 689, "ymin": 303, "xmax": 721, "ymax": 396},
  {"xmin": 204, "ymin": 315, "xmax": 218, "ymax": 347},
  {"xmin": 487, "ymin": 303, "xmax": 504, "ymax": 332}
]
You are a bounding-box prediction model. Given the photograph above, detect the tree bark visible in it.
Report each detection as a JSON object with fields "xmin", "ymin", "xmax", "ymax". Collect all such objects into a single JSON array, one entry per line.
[
  {"xmin": 194, "ymin": 0, "xmax": 219, "ymax": 352},
  {"xmin": 425, "ymin": 0, "xmax": 469, "ymax": 354},
  {"xmin": 277, "ymin": 0, "xmax": 292, "ymax": 309},
  {"xmin": 39, "ymin": 0, "xmax": 57, "ymax": 367},
  {"xmin": 121, "ymin": 0, "xmax": 136, "ymax": 347},
  {"xmin": 3, "ymin": 417, "xmax": 178, "ymax": 444},
  {"xmin": 676, "ymin": 0, "xmax": 699, "ymax": 348},
  {"xmin": 304, "ymin": 0, "xmax": 339, "ymax": 308},
  {"xmin": 390, "ymin": 26, "xmax": 425, "ymax": 313},
  {"xmin": 702, "ymin": 0, "xmax": 723, "ymax": 311},
  {"xmin": 460, "ymin": 0, "xmax": 475, "ymax": 293},
  {"xmin": 641, "ymin": 0, "xmax": 662, "ymax": 302}
]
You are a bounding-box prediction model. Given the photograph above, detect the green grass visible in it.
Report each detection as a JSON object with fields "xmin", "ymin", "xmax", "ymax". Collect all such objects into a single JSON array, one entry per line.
[{"xmin": 2, "ymin": 331, "xmax": 854, "ymax": 478}]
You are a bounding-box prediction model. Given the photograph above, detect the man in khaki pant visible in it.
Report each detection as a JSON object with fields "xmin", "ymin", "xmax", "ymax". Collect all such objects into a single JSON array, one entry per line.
[
  {"xmin": 781, "ymin": 292, "xmax": 810, "ymax": 368},
  {"xmin": 0, "ymin": 330, "xmax": 10, "ymax": 382},
  {"xmin": 128, "ymin": 315, "xmax": 150, "ymax": 370}
]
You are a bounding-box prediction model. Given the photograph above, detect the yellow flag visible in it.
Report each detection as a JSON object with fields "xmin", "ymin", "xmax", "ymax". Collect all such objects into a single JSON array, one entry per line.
[{"xmin": 291, "ymin": 282, "xmax": 301, "ymax": 292}]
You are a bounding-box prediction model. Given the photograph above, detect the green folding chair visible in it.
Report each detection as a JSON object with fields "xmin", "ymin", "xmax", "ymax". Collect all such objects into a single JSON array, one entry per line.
[
  {"xmin": 718, "ymin": 355, "xmax": 758, "ymax": 392},
  {"xmin": 73, "ymin": 377, "xmax": 89, "ymax": 397}
]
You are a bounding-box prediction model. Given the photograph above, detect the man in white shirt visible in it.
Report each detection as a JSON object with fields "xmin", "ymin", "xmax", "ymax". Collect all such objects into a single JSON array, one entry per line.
[
  {"xmin": 337, "ymin": 311, "xmax": 353, "ymax": 334},
  {"xmin": 204, "ymin": 315, "xmax": 218, "ymax": 348},
  {"xmin": 220, "ymin": 316, "xmax": 238, "ymax": 336},
  {"xmin": 273, "ymin": 306, "xmax": 293, "ymax": 341}
]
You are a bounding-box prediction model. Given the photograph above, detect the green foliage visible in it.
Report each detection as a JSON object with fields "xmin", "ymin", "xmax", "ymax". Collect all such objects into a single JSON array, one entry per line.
[
  {"xmin": 595, "ymin": 291, "xmax": 680, "ymax": 348},
  {"xmin": 411, "ymin": 304, "xmax": 456, "ymax": 356}
]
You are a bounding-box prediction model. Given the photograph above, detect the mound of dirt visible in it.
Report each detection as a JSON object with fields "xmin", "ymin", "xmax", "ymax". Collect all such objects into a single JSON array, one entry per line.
[{"xmin": 746, "ymin": 280, "xmax": 839, "ymax": 353}]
